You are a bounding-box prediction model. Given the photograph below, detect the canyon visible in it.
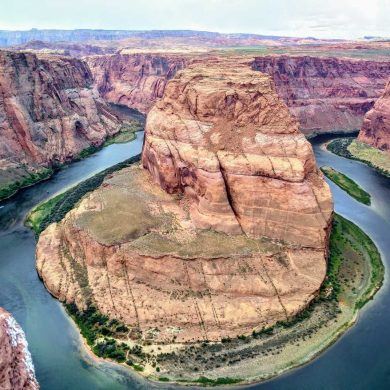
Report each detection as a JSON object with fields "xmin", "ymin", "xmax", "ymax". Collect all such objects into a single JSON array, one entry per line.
[
  {"xmin": 0, "ymin": 50, "xmax": 122, "ymax": 198},
  {"xmin": 358, "ymin": 78, "xmax": 390, "ymax": 152},
  {"xmin": 87, "ymin": 52, "xmax": 390, "ymax": 135},
  {"xmin": 0, "ymin": 308, "xmax": 39, "ymax": 390},
  {"xmin": 36, "ymin": 61, "xmax": 333, "ymax": 347},
  {"xmin": 87, "ymin": 53, "xmax": 188, "ymax": 113},
  {"xmin": 0, "ymin": 28, "xmax": 388, "ymax": 387},
  {"xmin": 0, "ymin": 46, "xmax": 388, "ymax": 201},
  {"xmin": 252, "ymin": 56, "xmax": 390, "ymax": 135}
]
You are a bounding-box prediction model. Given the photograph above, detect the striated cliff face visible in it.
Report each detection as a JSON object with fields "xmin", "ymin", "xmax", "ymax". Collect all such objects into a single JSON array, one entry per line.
[
  {"xmin": 252, "ymin": 55, "xmax": 390, "ymax": 135},
  {"xmin": 142, "ymin": 62, "xmax": 333, "ymax": 247},
  {"xmin": 0, "ymin": 308, "xmax": 39, "ymax": 390},
  {"xmin": 0, "ymin": 50, "xmax": 121, "ymax": 194},
  {"xmin": 358, "ymin": 79, "xmax": 390, "ymax": 152},
  {"xmin": 87, "ymin": 53, "xmax": 389, "ymax": 136},
  {"xmin": 36, "ymin": 62, "xmax": 332, "ymax": 344},
  {"xmin": 87, "ymin": 53, "xmax": 188, "ymax": 114}
]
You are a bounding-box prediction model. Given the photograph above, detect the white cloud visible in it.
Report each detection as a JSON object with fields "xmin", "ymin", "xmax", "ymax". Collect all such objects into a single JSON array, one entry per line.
[{"xmin": 0, "ymin": 0, "xmax": 389, "ymax": 39}]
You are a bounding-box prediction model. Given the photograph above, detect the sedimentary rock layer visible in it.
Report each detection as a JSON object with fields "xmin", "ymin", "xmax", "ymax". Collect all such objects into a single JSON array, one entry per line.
[
  {"xmin": 87, "ymin": 53, "xmax": 389, "ymax": 135},
  {"xmin": 0, "ymin": 308, "xmax": 39, "ymax": 390},
  {"xmin": 37, "ymin": 61, "xmax": 332, "ymax": 344},
  {"xmin": 252, "ymin": 55, "xmax": 390, "ymax": 135},
  {"xmin": 37, "ymin": 166, "xmax": 328, "ymax": 343},
  {"xmin": 87, "ymin": 53, "xmax": 188, "ymax": 113},
  {"xmin": 358, "ymin": 79, "xmax": 390, "ymax": 152},
  {"xmin": 0, "ymin": 50, "xmax": 121, "ymax": 185},
  {"xmin": 142, "ymin": 61, "xmax": 333, "ymax": 247}
]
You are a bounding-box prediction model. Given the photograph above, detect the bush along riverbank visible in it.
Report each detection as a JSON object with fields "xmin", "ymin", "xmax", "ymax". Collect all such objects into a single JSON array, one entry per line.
[
  {"xmin": 26, "ymin": 154, "xmax": 141, "ymax": 236},
  {"xmin": 27, "ymin": 153, "xmax": 385, "ymax": 388},
  {"xmin": 327, "ymin": 138, "xmax": 390, "ymax": 178},
  {"xmin": 0, "ymin": 167, "xmax": 54, "ymax": 202},
  {"xmin": 321, "ymin": 166, "xmax": 371, "ymax": 205},
  {"xmin": 0, "ymin": 122, "xmax": 142, "ymax": 203}
]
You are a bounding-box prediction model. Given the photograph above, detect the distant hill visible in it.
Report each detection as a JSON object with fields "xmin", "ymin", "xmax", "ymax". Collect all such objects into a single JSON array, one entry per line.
[{"xmin": 0, "ymin": 28, "xmax": 335, "ymax": 47}]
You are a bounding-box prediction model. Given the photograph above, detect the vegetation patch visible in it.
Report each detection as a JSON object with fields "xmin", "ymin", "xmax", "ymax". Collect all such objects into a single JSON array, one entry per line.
[
  {"xmin": 151, "ymin": 214, "xmax": 384, "ymax": 385},
  {"xmin": 104, "ymin": 121, "xmax": 142, "ymax": 147},
  {"xmin": 65, "ymin": 304, "xmax": 142, "ymax": 364},
  {"xmin": 1, "ymin": 121, "xmax": 141, "ymax": 202},
  {"xmin": 348, "ymin": 140, "xmax": 390, "ymax": 177},
  {"xmin": 321, "ymin": 166, "xmax": 371, "ymax": 205},
  {"xmin": 327, "ymin": 138, "xmax": 390, "ymax": 177},
  {"xmin": 0, "ymin": 167, "xmax": 53, "ymax": 202},
  {"xmin": 25, "ymin": 154, "xmax": 141, "ymax": 236}
]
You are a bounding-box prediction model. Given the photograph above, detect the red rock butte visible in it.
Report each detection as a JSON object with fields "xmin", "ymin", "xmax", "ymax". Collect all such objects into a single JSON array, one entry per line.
[
  {"xmin": 142, "ymin": 62, "xmax": 333, "ymax": 248},
  {"xmin": 37, "ymin": 61, "xmax": 333, "ymax": 344}
]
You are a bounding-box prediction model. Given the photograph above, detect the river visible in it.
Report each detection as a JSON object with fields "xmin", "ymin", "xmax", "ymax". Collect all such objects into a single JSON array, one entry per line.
[{"xmin": 0, "ymin": 133, "xmax": 389, "ymax": 389}]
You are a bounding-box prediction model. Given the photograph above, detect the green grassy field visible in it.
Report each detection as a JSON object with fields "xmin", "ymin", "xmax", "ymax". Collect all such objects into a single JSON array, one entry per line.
[{"xmin": 321, "ymin": 166, "xmax": 371, "ymax": 205}]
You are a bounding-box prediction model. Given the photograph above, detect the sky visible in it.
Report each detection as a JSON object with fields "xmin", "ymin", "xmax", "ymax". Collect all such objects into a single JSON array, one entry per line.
[{"xmin": 0, "ymin": 0, "xmax": 389, "ymax": 39}]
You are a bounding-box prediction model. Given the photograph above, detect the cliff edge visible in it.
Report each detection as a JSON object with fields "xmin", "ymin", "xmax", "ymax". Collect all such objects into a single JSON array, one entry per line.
[
  {"xmin": 36, "ymin": 61, "xmax": 332, "ymax": 344},
  {"xmin": 0, "ymin": 308, "xmax": 39, "ymax": 390}
]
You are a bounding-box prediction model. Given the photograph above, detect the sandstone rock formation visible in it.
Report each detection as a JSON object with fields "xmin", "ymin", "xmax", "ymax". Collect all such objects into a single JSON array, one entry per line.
[
  {"xmin": 87, "ymin": 53, "xmax": 188, "ymax": 113},
  {"xmin": 0, "ymin": 50, "xmax": 121, "ymax": 193},
  {"xmin": 358, "ymin": 79, "xmax": 390, "ymax": 152},
  {"xmin": 0, "ymin": 308, "xmax": 39, "ymax": 390},
  {"xmin": 142, "ymin": 62, "xmax": 333, "ymax": 247},
  {"xmin": 87, "ymin": 53, "xmax": 389, "ymax": 136},
  {"xmin": 36, "ymin": 62, "xmax": 332, "ymax": 344},
  {"xmin": 252, "ymin": 56, "xmax": 390, "ymax": 135}
]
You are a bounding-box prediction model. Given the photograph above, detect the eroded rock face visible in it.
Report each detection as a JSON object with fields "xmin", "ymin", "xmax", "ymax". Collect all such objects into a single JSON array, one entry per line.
[
  {"xmin": 0, "ymin": 50, "xmax": 121, "ymax": 185},
  {"xmin": 87, "ymin": 53, "xmax": 389, "ymax": 137},
  {"xmin": 36, "ymin": 62, "xmax": 332, "ymax": 344},
  {"xmin": 142, "ymin": 62, "xmax": 333, "ymax": 248},
  {"xmin": 358, "ymin": 79, "xmax": 390, "ymax": 152},
  {"xmin": 252, "ymin": 56, "xmax": 390, "ymax": 135},
  {"xmin": 87, "ymin": 53, "xmax": 188, "ymax": 114},
  {"xmin": 0, "ymin": 308, "xmax": 39, "ymax": 390}
]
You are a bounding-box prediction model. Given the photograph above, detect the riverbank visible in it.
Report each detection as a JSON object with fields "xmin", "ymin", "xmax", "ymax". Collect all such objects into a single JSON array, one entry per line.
[
  {"xmin": 0, "ymin": 117, "xmax": 142, "ymax": 204},
  {"xmin": 0, "ymin": 166, "xmax": 54, "ymax": 203},
  {"xmin": 26, "ymin": 153, "xmax": 384, "ymax": 387},
  {"xmin": 327, "ymin": 138, "xmax": 390, "ymax": 177},
  {"xmin": 321, "ymin": 166, "xmax": 371, "ymax": 205},
  {"xmin": 25, "ymin": 154, "xmax": 141, "ymax": 236}
]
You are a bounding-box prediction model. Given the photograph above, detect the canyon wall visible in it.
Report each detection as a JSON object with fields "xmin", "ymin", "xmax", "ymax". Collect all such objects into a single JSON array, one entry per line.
[
  {"xmin": 0, "ymin": 50, "xmax": 121, "ymax": 192},
  {"xmin": 252, "ymin": 55, "xmax": 390, "ymax": 135},
  {"xmin": 87, "ymin": 53, "xmax": 389, "ymax": 136},
  {"xmin": 37, "ymin": 61, "xmax": 332, "ymax": 344},
  {"xmin": 358, "ymin": 79, "xmax": 390, "ymax": 152},
  {"xmin": 0, "ymin": 308, "xmax": 39, "ymax": 390},
  {"xmin": 86, "ymin": 53, "xmax": 188, "ymax": 113}
]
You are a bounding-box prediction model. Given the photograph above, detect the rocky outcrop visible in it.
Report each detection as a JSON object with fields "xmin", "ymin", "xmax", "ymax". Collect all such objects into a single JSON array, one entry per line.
[
  {"xmin": 0, "ymin": 50, "xmax": 121, "ymax": 194},
  {"xmin": 87, "ymin": 53, "xmax": 188, "ymax": 114},
  {"xmin": 36, "ymin": 61, "xmax": 332, "ymax": 344},
  {"xmin": 0, "ymin": 308, "xmax": 39, "ymax": 390},
  {"xmin": 142, "ymin": 61, "xmax": 333, "ymax": 247},
  {"xmin": 252, "ymin": 56, "xmax": 390, "ymax": 135},
  {"xmin": 358, "ymin": 79, "xmax": 390, "ymax": 152}
]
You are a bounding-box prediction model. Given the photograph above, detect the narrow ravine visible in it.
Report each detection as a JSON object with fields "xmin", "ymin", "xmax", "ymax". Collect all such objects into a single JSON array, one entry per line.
[{"xmin": 0, "ymin": 132, "xmax": 389, "ymax": 389}]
